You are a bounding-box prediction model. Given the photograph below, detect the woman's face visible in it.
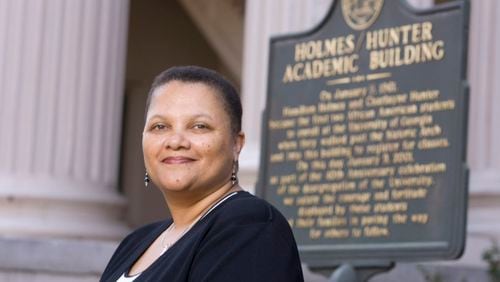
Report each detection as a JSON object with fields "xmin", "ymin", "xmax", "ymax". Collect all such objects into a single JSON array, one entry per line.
[{"xmin": 143, "ymin": 81, "xmax": 244, "ymax": 197}]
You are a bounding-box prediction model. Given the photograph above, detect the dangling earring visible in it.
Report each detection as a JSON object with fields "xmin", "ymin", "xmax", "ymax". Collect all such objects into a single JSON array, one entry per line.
[
  {"xmin": 144, "ymin": 172, "xmax": 150, "ymax": 187},
  {"xmin": 231, "ymin": 161, "xmax": 239, "ymax": 185}
]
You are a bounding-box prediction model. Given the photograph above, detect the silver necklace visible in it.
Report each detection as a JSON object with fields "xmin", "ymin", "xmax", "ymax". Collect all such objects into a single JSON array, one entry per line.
[
  {"xmin": 160, "ymin": 222, "xmax": 193, "ymax": 254},
  {"xmin": 160, "ymin": 190, "xmax": 240, "ymax": 254}
]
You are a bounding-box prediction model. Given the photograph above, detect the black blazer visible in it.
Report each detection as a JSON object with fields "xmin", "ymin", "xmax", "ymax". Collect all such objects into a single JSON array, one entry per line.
[{"xmin": 100, "ymin": 191, "xmax": 304, "ymax": 282}]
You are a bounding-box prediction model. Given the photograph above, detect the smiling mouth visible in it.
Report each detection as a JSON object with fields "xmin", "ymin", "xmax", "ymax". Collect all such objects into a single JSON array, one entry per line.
[{"xmin": 162, "ymin": 156, "xmax": 195, "ymax": 164}]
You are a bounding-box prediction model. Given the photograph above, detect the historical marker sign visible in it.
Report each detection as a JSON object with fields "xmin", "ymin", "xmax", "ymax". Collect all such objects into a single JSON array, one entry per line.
[{"xmin": 258, "ymin": 0, "xmax": 469, "ymax": 267}]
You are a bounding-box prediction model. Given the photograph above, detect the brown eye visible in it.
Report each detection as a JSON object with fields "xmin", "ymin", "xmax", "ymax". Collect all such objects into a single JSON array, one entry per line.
[
  {"xmin": 151, "ymin": 124, "xmax": 166, "ymax": 131},
  {"xmin": 193, "ymin": 123, "xmax": 207, "ymax": 129}
]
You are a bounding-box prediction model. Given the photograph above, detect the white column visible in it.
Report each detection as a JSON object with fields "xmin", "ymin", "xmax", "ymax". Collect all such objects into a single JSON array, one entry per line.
[
  {"xmin": 0, "ymin": 0, "xmax": 130, "ymax": 240},
  {"xmin": 465, "ymin": 0, "xmax": 500, "ymax": 260},
  {"xmin": 467, "ymin": 0, "xmax": 500, "ymax": 194}
]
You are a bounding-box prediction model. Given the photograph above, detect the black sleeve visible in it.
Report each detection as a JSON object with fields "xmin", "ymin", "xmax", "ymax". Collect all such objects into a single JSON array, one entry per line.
[{"xmin": 188, "ymin": 204, "xmax": 304, "ymax": 282}]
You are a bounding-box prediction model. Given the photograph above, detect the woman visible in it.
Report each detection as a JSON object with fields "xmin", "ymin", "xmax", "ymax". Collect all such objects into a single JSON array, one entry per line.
[{"xmin": 101, "ymin": 66, "xmax": 304, "ymax": 281}]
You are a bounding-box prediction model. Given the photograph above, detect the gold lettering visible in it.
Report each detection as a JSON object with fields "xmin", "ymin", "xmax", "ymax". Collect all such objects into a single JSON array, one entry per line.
[
  {"xmin": 338, "ymin": 192, "xmax": 372, "ymax": 203},
  {"xmin": 391, "ymin": 188, "xmax": 428, "ymax": 200},
  {"xmin": 320, "ymin": 134, "xmax": 348, "ymax": 147},
  {"xmin": 348, "ymin": 119, "xmax": 388, "ymax": 132},
  {"xmin": 317, "ymin": 216, "xmax": 348, "ymax": 227},
  {"xmin": 269, "ymin": 119, "xmax": 296, "ymax": 129},
  {"xmin": 417, "ymin": 138, "xmax": 449, "ymax": 150},
  {"xmin": 361, "ymin": 215, "xmax": 389, "ymax": 226},
  {"xmin": 294, "ymin": 35, "xmax": 356, "ymax": 62},
  {"xmin": 349, "ymin": 133, "xmax": 368, "ymax": 145},
  {"xmin": 324, "ymin": 228, "xmax": 350, "ymax": 238},
  {"xmin": 389, "ymin": 176, "xmax": 433, "ymax": 188},
  {"xmin": 373, "ymin": 202, "xmax": 408, "ymax": 213},
  {"xmin": 419, "ymin": 124, "xmax": 442, "ymax": 137},
  {"xmin": 400, "ymin": 114, "xmax": 433, "ymax": 127},
  {"xmin": 270, "ymin": 152, "xmax": 284, "ymax": 163},
  {"xmin": 366, "ymin": 142, "xmax": 400, "ymax": 154},
  {"xmin": 283, "ymin": 55, "xmax": 360, "ymax": 83},
  {"xmin": 277, "ymin": 140, "xmax": 297, "ymax": 150},
  {"xmin": 349, "ymin": 204, "xmax": 371, "ymax": 214},
  {"xmin": 392, "ymin": 213, "xmax": 408, "ymax": 224},
  {"xmin": 348, "ymin": 109, "xmax": 376, "ymax": 120},
  {"xmin": 419, "ymin": 99, "xmax": 455, "ymax": 113},
  {"xmin": 296, "ymin": 218, "xmax": 315, "ymax": 228},
  {"xmin": 298, "ymin": 206, "xmax": 334, "ymax": 217},
  {"xmin": 363, "ymin": 226, "xmax": 389, "ymax": 237},
  {"xmin": 320, "ymin": 146, "xmax": 352, "ymax": 158},
  {"xmin": 297, "ymin": 126, "xmax": 320, "ymax": 138},
  {"xmin": 369, "ymin": 41, "xmax": 445, "ymax": 70},
  {"xmin": 325, "ymin": 169, "xmax": 344, "ymax": 181},
  {"xmin": 392, "ymin": 151, "xmax": 414, "ymax": 163},
  {"xmin": 409, "ymin": 90, "xmax": 439, "ymax": 102},
  {"xmin": 328, "ymin": 159, "xmax": 344, "ymax": 169},
  {"xmin": 282, "ymin": 105, "xmax": 316, "ymax": 117},
  {"xmin": 295, "ymin": 195, "xmax": 321, "ymax": 205},
  {"xmin": 347, "ymin": 156, "xmax": 380, "ymax": 167},
  {"xmin": 385, "ymin": 129, "xmax": 417, "ymax": 140},
  {"xmin": 365, "ymin": 94, "xmax": 408, "ymax": 107},
  {"xmin": 411, "ymin": 213, "xmax": 429, "ymax": 224},
  {"xmin": 334, "ymin": 87, "xmax": 368, "ymax": 100},
  {"xmin": 283, "ymin": 197, "xmax": 294, "ymax": 206},
  {"xmin": 318, "ymin": 101, "xmax": 346, "ymax": 113},
  {"xmin": 302, "ymin": 181, "xmax": 356, "ymax": 194},
  {"xmin": 379, "ymin": 104, "xmax": 418, "ymax": 117},
  {"xmin": 286, "ymin": 151, "xmax": 302, "ymax": 161},
  {"xmin": 299, "ymin": 139, "xmax": 318, "ymax": 149},
  {"xmin": 398, "ymin": 162, "xmax": 446, "ymax": 175}
]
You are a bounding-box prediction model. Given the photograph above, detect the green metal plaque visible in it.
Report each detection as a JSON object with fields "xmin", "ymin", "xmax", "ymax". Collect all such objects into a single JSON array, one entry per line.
[{"xmin": 257, "ymin": 0, "xmax": 469, "ymax": 267}]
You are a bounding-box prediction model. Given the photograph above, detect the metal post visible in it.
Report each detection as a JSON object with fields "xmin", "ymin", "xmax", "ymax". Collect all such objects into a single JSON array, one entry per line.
[
  {"xmin": 321, "ymin": 262, "xmax": 395, "ymax": 282},
  {"xmin": 330, "ymin": 264, "xmax": 359, "ymax": 282}
]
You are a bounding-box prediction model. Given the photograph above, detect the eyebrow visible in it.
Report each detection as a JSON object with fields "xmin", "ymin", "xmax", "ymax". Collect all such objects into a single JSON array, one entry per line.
[{"xmin": 146, "ymin": 113, "xmax": 214, "ymax": 122}]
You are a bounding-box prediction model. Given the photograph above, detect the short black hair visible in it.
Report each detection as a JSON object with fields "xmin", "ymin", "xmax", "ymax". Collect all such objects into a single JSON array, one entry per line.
[{"xmin": 146, "ymin": 66, "xmax": 242, "ymax": 135}]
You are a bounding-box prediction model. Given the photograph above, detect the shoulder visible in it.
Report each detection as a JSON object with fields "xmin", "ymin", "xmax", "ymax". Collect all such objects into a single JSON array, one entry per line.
[
  {"xmin": 122, "ymin": 220, "xmax": 166, "ymax": 244},
  {"xmin": 110, "ymin": 220, "xmax": 166, "ymax": 259},
  {"xmin": 189, "ymin": 192, "xmax": 304, "ymax": 281},
  {"xmin": 212, "ymin": 191, "xmax": 289, "ymax": 229}
]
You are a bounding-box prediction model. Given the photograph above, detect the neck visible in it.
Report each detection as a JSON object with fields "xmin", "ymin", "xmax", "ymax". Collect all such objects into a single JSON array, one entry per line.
[{"xmin": 165, "ymin": 181, "xmax": 241, "ymax": 228}]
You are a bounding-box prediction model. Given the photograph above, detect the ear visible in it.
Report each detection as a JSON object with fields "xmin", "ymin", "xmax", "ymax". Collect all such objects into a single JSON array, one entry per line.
[{"xmin": 233, "ymin": 131, "xmax": 245, "ymax": 160}]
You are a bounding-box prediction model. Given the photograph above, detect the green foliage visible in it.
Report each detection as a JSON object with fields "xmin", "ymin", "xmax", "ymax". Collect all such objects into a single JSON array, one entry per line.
[
  {"xmin": 482, "ymin": 240, "xmax": 500, "ymax": 282},
  {"xmin": 415, "ymin": 240, "xmax": 500, "ymax": 282},
  {"xmin": 417, "ymin": 265, "xmax": 444, "ymax": 282}
]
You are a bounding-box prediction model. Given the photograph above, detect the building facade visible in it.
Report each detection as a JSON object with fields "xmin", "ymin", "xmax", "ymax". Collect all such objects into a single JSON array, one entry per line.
[{"xmin": 0, "ymin": 0, "xmax": 498, "ymax": 281}]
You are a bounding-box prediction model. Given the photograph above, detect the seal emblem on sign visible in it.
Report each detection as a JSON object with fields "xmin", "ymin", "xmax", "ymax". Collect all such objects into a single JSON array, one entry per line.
[{"xmin": 342, "ymin": 0, "xmax": 384, "ymax": 30}]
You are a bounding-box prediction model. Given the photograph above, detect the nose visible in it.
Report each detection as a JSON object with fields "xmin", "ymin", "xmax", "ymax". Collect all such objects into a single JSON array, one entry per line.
[{"xmin": 164, "ymin": 130, "xmax": 190, "ymax": 150}]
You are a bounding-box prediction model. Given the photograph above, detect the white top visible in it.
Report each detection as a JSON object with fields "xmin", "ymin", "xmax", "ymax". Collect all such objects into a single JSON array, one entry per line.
[
  {"xmin": 116, "ymin": 191, "xmax": 240, "ymax": 282},
  {"xmin": 116, "ymin": 272, "xmax": 140, "ymax": 282}
]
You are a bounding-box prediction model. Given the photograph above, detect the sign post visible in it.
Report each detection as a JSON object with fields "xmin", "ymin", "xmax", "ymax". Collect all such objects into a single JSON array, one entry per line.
[{"xmin": 257, "ymin": 0, "xmax": 470, "ymax": 280}]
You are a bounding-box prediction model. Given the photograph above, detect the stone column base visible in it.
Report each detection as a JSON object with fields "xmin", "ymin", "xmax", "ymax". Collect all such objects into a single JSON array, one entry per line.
[
  {"xmin": 0, "ymin": 177, "xmax": 129, "ymax": 240},
  {"xmin": 0, "ymin": 236, "xmax": 118, "ymax": 282}
]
